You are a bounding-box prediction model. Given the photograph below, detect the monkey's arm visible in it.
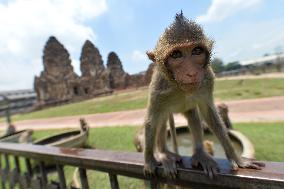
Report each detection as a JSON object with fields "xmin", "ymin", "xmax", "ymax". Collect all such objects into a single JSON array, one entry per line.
[
  {"xmin": 184, "ymin": 108, "xmax": 218, "ymax": 178},
  {"xmin": 198, "ymin": 97, "xmax": 264, "ymax": 170},
  {"xmin": 143, "ymin": 98, "xmax": 168, "ymax": 176},
  {"xmin": 143, "ymin": 83, "xmax": 182, "ymax": 177}
]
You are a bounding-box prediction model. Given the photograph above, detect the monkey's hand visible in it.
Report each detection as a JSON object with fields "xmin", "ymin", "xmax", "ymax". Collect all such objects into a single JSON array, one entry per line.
[
  {"xmin": 235, "ymin": 157, "xmax": 265, "ymax": 170},
  {"xmin": 155, "ymin": 151, "xmax": 181, "ymax": 178},
  {"xmin": 191, "ymin": 150, "xmax": 219, "ymax": 179},
  {"xmin": 144, "ymin": 156, "xmax": 159, "ymax": 177}
]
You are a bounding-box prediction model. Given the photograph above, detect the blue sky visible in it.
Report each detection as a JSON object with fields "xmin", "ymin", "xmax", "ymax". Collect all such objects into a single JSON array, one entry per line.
[{"xmin": 0, "ymin": 0, "xmax": 283, "ymax": 90}]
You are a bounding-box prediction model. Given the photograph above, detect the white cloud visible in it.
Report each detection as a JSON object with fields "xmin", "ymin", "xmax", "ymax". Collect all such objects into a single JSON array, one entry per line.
[
  {"xmin": 213, "ymin": 18, "xmax": 284, "ymax": 63},
  {"xmin": 131, "ymin": 50, "xmax": 148, "ymax": 63},
  {"xmin": 0, "ymin": 0, "xmax": 107, "ymax": 91},
  {"xmin": 197, "ymin": 0, "xmax": 262, "ymax": 23},
  {"xmin": 120, "ymin": 50, "xmax": 149, "ymax": 74}
]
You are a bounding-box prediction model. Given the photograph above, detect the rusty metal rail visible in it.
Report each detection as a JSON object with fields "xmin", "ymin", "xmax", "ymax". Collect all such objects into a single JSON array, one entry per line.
[{"xmin": 0, "ymin": 143, "xmax": 284, "ymax": 189}]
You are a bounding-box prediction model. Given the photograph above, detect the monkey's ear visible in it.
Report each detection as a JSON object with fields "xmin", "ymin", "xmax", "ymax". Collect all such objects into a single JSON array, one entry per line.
[{"xmin": 146, "ymin": 51, "xmax": 156, "ymax": 62}]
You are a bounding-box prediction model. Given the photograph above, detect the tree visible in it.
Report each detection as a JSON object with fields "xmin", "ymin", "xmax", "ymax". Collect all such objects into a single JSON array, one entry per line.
[
  {"xmin": 275, "ymin": 46, "xmax": 283, "ymax": 72},
  {"xmin": 211, "ymin": 58, "xmax": 225, "ymax": 74},
  {"xmin": 225, "ymin": 61, "xmax": 242, "ymax": 71}
]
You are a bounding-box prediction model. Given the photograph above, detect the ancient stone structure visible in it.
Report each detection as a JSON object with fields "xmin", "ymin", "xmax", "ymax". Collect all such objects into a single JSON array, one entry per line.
[
  {"xmin": 34, "ymin": 36, "xmax": 80, "ymax": 106},
  {"xmin": 126, "ymin": 72, "xmax": 146, "ymax": 88},
  {"xmin": 34, "ymin": 36, "xmax": 156, "ymax": 106},
  {"xmin": 80, "ymin": 40, "xmax": 111, "ymax": 95},
  {"xmin": 144, "ymin": 63, "xmax": 155, "ymax": 85},
  {"xmin": 123, "ymin": 63, "xmax": 155, "ymax": 88},
  {"xmin": 106, "ymin": 52, "xmax": 129, "ymax": 89}
]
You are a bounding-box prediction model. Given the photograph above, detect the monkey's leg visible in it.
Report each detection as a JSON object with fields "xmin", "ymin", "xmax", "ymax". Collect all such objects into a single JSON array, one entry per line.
[
  {"xmin": 169, "ymin": 113, "xmax": 179, "ymax": 154},
  {"xmin": 144, "ymin": 111, "xmax": 165, "ymax": 176},
  {"xmin": 198, "ymin": 100, "xmax": 264, "ymax": 170},
  {"xmin": 224, "ymin": 115, "xmax": 233, "ymax": 130},
  {"xmin": 155, "ymin": 118, "xmax": 181, "ymax": 178},
  {"xmin": 184, "ymin": 108, "xmax": 218, "ymax": 178}
]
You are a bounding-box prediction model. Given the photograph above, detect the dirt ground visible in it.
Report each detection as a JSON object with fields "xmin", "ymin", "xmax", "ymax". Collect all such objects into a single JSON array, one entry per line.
[
  {"xmin": 217, "ymin": 72, "xmax": 284, "ymax": 80},
  {"xmin": 0, "ymin": 96, "xmax": 283, "ymax": 131}
]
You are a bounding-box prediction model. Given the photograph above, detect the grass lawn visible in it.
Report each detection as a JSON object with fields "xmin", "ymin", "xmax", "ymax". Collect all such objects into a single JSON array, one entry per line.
[
  {"xmin": 33, "ymin": 126, "xmax": 144, "ymax": 188},
  {"xmin": 214, "ymin": 78, "xmax": 284, "ymax": 101},
  {"xmin": 5, "ymin": 78, "xmax": 284, "ymax": 122},
  {"xmin": 3, "ymin": 122, "xmax": 276, "ymax": 188}
]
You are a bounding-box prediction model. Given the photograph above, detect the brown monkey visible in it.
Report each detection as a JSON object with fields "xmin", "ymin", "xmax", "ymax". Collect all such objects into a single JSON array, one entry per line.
[
  {"xmin": 202, "ymin": 103, "xmax": 233, "ymax": 131},
  {"xmin": 143, "ymin": 12, "xmax": 264, "ymax": 178},
  {"xmin": 203, "ymin": 140, "xmax": 214, "ymax": 156},
  {"xmin": 134, "ymin": 104, "xmax": 230, "ymax": 153},
  {"xmin": 134, "ymin": 113, "xmax": 178, "ymax": 153},
  {"xmin": 217, "ymin": 103, "xmax": 233, "ymax": 129}
]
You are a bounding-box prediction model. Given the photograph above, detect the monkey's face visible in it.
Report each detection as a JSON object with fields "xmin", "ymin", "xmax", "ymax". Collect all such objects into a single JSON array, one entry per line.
[{"xmin": 165, "ymin": 45, "xmax": 208, "ymax": 93}]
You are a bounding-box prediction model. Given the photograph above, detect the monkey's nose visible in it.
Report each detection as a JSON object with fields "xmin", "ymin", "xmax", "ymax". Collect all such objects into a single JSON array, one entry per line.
[{"xmin": 186, "ymin": 73, "xmax": 197, "ymax": 78}]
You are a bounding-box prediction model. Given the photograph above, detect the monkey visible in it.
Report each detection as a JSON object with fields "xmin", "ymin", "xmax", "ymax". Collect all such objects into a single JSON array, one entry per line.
[
  {"xmin": 134, "ymin": 103, "xmax": 231, "ymax": 154},
  {"xmin": 134, "ymin": 114, "xmax": 182, "ymax": 189},
  {"xmin": 202, "ymin": 103, "xmax": 233, "ymax": 131},
  {"xmin": 217, "ymin": 103, "xmax": 233, "ymax": 130},
  {"xmin": 143, "ymin": 12, "xmax": 264, "ymax": 179},
  {"xmin": 134, "ymin": 126, "xmax": 144, "ymax": 153},
  {"xmin": 134, "ymin": 113, "xmax": 178, "ymax": 154},
  {"xmin": 168, "ymin": 113, "xmax": 179, "ymax": 154},
  {"xmin": 203, "ymin": 140, "xmax": 214, "ymax": 156}
]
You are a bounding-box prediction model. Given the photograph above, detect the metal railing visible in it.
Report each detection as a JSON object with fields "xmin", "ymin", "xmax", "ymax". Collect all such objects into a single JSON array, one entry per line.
[{"xmin": 0, "ymin": 142, "xmax": 283, "ymax": 189}]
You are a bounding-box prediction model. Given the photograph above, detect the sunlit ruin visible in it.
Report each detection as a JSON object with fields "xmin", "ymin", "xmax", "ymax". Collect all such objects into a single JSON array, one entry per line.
[{"xmin": 34, "ymin": 36, "xmax": 153, "ymax": 107}]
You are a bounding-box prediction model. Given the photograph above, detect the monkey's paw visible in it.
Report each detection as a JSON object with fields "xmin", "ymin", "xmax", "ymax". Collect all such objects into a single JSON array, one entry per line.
[
  {"xmin": 235, "ymin": 157, "xmax": 265, "ymax": 170},
  {"xmin": 161, "ymin": 150, "xmax": 182, "ymax": 162},
  {"xmin": 191, "ymin": 150, "xmax": 219, "ymax": 179},
  {"xmin": 144, "ymin": 157, "xmax": 159, "ymax": 177},
  {"xmin": 155, "ymin": 152, "xmax": 180, "ymax": 178}
]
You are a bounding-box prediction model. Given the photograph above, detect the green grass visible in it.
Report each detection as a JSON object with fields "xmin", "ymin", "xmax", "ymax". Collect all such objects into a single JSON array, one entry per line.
[
  {"xmin": 32, "ymin": 123, "xmax": 284, "ymax": 163},
  {"xmin": 234, "ymin": 122, "xmax": 284, "ymax": 162},
  {"xmin": 33, "ymin": 126, "xmax": 143, "ymax": 188},
  {"xmin": 10, "ymin": 88, "xmax": 148, "ymax": 122},
  {"xmin": 6, "ymin": 78, "xmax": 284, "ymax": 122},
  {"xmin": 214, "ymin": 78, "xmax": 284, "ymax": 101},
  {"xmin": 1, "ymin": 123, "xmax": 284, "ymax": 188},
  {"xmin": 37, "ymin": 123, "xmax": 284, "ymax": 187}
]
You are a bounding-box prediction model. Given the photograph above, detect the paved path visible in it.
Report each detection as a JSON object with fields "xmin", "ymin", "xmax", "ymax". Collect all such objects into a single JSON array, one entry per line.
[{"xmin": 1, "ymin": 96, "xmax": 284, "ymax": 130}]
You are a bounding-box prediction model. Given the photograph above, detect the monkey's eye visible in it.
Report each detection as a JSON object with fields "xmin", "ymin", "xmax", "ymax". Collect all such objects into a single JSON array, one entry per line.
[
  {"xmin": 169, "ymin": 50, "xmax": 183, "ymax": 59},
  {"xmin": 192, "ymin": 47, "xmax": 204, "ymax": 55}
]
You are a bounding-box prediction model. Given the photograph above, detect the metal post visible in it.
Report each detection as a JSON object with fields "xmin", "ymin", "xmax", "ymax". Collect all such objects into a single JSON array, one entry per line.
[
  {"xmin": 78, "ymin": 168, "xmax": 89, "ymax": 189},
  {"xmin": 56, "ymin": 164, "xmax": 67, "ymax": 189},
  {"xmin": 108, "ymin": 173, "xmax": 119, "ymax": 189},
  {"xmin": 25, "ymin": 158, "xmax": 33, "ymax": 178},
  {"xmin": 39, "ymin": 161, "xmax": 48, "ymax": 189},
  {"xmin": 4, "ymin": 154, "xmax": 12, "ymax": 189},
  {"xmin": 0, "ymin": 154, "xmax": 6, "ymax": 189}
]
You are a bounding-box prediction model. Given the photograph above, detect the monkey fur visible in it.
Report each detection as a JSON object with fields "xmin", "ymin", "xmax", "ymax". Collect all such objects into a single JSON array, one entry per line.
[
  {"xmin": 134, "ymin": 104, "xmax": 230, "ymax": 154},
  {"xmin": 134, "ymin": 113, "xmax": 178, "ymax": 154},
  {"xmin": 143, "ymin": 12, "xmax": 264, "ymax": 179}
]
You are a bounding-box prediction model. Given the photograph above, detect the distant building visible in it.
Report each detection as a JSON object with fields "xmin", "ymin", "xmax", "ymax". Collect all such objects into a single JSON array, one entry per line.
[
  {"xmin": 218, "ymin": 53, "xmax": 284, "ymax": 77},
  {"xmin": 240, "ymin": 53, "xmax": 284, "ymax": 66},
  {"xmin": 0, "ymin": 89, "xmax": 36, "ymax": 116}
]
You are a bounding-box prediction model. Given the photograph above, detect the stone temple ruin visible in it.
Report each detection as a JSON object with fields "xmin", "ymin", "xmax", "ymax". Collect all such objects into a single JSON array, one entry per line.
[{"xmin": 34, "ymin": 36, "xmax": 154, "ymax": 106}]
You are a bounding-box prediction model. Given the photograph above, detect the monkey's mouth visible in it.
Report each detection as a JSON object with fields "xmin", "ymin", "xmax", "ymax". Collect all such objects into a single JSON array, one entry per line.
[
  {"xmin": 182, "ymin": 82, "xmax": 197, "ymax": 85},
  {"xmin": 179, "ymin": 82, "xmax": 200, "ymax": 92},
  {"xmin": 181, "ymin": 82, "xmax": 199, "ymax": 87}
]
